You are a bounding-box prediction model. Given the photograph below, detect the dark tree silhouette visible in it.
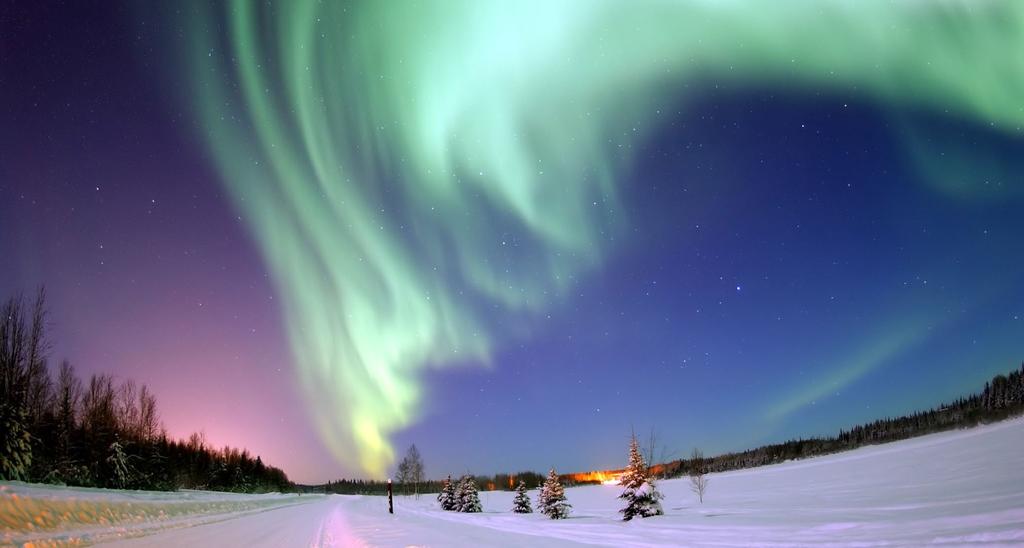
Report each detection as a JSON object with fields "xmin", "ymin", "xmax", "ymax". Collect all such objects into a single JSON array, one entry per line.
[{"xmin": 0, "ymin": 289, "xmax": 292, "ymax": 492}]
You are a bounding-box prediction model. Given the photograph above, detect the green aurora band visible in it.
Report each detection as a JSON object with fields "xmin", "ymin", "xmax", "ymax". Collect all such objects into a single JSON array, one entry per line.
[{"xmin": 173, "ymin": 1, "xmax": 1024, "ymax": 476}]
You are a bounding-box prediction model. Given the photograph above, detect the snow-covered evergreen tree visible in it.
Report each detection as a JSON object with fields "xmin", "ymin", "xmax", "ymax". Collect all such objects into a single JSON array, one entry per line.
[
  {"xmin": 457, "ymin": 475, "xmax": 482, "ymax": 513},
  {"xmin": 539, "ymin": 468, "xmax": 571, "ymax": 519},
  {"xmin": 535, "ymin": 479, "xmax": 548, "ymax": 514},
  {"xmin": 0, "ymin": 401, "xmax": 31, "ymax": 481},
  {"xmin": 106, "ymin": 439, "xmax": 135, "ymax": 489},
  {"xmin": 231, "ymin": 464, "xmax": 247, "ymax": 492},
  {"xmin": 512, "ymin": 479, "xmax": 533, "ymax": 513},
  {"xmin": 437, "ymin": 474, "xmax": 458, "ymax": 511},
  {"xmin": 618, "ymin": 434, "xmax": 664, "ymax": 520},
  {"xmin": 452, "ymin": 474, "xmax": 465, "ymax": 507}
]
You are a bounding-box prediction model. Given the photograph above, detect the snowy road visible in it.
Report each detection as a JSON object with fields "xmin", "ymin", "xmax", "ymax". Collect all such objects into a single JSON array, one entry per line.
[
  {"xmin": 5, "ymin": 418, "xmax": 1024, "ymax": 546},
  {"xmin": 102, "ymin": 495, "xmax": 585, "ymax": 547}
]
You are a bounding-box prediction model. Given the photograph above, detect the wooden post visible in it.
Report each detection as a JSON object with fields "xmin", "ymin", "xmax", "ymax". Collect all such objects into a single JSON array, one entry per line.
[{"xmin": 387, "ymin": 478, "xmax": 394, "ymax": 514}]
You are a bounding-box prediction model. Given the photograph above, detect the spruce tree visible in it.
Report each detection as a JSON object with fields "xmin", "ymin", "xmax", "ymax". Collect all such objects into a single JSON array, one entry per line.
[
  {"xmin": 457, "ymin": 475, "xmax": 482, "ymax": 513},
  {"xmin": 539, "ymin": 468, "xmax": 571, "ymax": 519},
  {"xmin": 453, "ymin": 474, "xmax": 465, "ymax": 508},
  {"xmin": 618, "ymin": 434, "xmax": 664, "ymax": 520},
  {"xmin": 0, "ymin": 401, "xmax": 32, "ymax": 481},
  {"xmin": 512, "ymin": 479, "xmax": 533, "ymax": 513},
  {"xmin": 106, "ymin": 439, "xmax": 135, "ymax": 489},
  {"xmin": 437, "ymin": 474, "xmax": 457, "ymax": 511},
  {"xmin": 535, "ymin": 480, "xmax": 548, "ymax": 513}
]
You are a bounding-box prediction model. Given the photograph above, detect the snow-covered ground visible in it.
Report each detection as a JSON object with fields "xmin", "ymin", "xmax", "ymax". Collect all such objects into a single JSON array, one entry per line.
[
  {"xmin": 4, "ymin": 418, "xmax": 1024, "ymax": 546},
  {"xmin": 0, "ymin": 483, "xmax": 311, "ymax": 546}
]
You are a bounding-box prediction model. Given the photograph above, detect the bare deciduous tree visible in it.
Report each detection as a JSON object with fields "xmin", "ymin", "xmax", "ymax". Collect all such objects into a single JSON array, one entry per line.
[
  {"xmin": 138, "ymin": 384, "xmax": 160, "ymax": 441},
  {"xmin": 395, "ymin": 444, "xmax": 424, "ymax": 496},
  {"xmin": 642, "ymin": 427, "xmax": 676, "ymax": 480},
  {"xmin": 24, "ymin": 288, "xmax": 52, "ymax": 427},
  {"xmin": 187, "ymin": 431, "xmax": 208, "ymax": 452},
  {"xmin": 0, "ymin": 289, "xmax": 52, "ymax": 421},
  {"xmin": 119, "ymin": 379, "xmax": 139, "ymax": 438},
  {"xmin": 689, "ymin": 448, "xmax": 709, "ymax": 503},
  {"xmin": 82, "ymin": 374, "xmax": 117, "ymax": 439}
]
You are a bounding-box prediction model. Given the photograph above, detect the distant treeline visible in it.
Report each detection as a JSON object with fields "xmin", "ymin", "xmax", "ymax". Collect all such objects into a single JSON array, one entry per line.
[
  {"xmin": 655, "ymin": 363, "xmax": 1024, "ymax": 479},
  {"xmin": 315, "ymin": 471, "xmax": 549, "ymax": 496},
  {"xmin": 0, "ymin": 290, "xmax": 291, "ymax": 492}
]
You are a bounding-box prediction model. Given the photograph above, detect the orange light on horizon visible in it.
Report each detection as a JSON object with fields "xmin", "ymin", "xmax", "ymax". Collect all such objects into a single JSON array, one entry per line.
[{"xmin": 569, "ymin": 470, "xmax": 622, "ymax": 485}]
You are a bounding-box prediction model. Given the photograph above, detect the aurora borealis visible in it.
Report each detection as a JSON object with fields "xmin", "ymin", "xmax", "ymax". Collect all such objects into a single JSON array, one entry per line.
[{"xmin": 2, "ymin": 1, "xmax": 1023, "ymax": 482}]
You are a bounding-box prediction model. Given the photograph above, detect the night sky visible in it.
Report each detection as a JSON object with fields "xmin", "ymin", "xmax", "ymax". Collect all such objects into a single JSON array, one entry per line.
[{"xmin": 2, "ymin": 2, "xmax": 1022, "ymax": 484}]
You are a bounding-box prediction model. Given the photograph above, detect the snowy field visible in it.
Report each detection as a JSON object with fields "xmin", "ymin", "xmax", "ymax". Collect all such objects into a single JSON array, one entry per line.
[{"xmin": 3, "ymin": 418, "xmax": 1024, "ymax": 547}]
